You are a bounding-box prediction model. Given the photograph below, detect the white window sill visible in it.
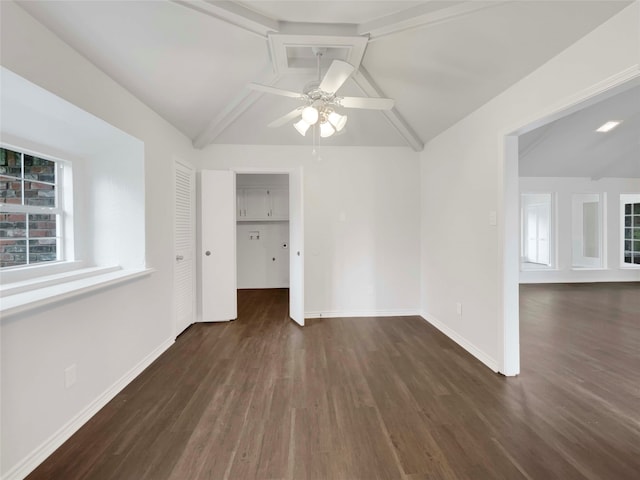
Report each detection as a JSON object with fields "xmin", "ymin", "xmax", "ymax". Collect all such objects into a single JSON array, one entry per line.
[
  {"xmin": 0, "ymin": 266, "xmax": 154, "ymax": 318},
  {"xmin": 570, "ymin": 267, "xmax": 607, "ymax": 271},
  {"xmin": 0, "ymin": 260, "xmax": 86, "ymax": 283}
]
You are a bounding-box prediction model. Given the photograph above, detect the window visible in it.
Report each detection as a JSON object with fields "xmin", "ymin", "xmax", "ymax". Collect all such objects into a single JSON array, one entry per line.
[
  {"xmin": 571, "ymin": 193, "xmax": 604, "ymax": 268},
  {"xmin": 521, "ymin": 193, "xmax": 554, "ymax": 269},
  {"xmin": 621, "ymin": 194, "xmax": 640, "ymax": 267},
  {"xmin": 0, "ymin": 146, "xmax": 66, "ymax": 269}
]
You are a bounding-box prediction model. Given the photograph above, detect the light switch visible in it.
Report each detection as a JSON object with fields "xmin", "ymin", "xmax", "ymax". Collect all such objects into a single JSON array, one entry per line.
[{"xmin": 489, "ymin": 211, "xmax": 497, "ymax": 226}]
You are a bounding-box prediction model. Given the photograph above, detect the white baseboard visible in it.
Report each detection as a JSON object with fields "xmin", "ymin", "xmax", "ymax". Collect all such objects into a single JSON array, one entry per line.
[
  {"xmin": 2, "ymin": 338, "xmax": 175, "ymax": 480},
  {"xmin": 305, "ymin": 309, "xmax": 422, "ymax": 319},
  {"xmin": 420, "ymin": 312, "xmax": 499, "ymax": 373}
]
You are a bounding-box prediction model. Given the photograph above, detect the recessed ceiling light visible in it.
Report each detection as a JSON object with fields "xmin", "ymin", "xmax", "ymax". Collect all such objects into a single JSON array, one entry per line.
[{"xmin": 596, "ymin": 121, "xmax": 621, "ymax": 132}]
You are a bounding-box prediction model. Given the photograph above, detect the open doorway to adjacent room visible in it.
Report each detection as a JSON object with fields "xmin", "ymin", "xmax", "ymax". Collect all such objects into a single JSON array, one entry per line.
[
  {"xmin": 235, "ymin": 173, "xmax": 291, "ymax": 313},
  {"xmin": 233, "ymin": 169, "xmax": 305, "ymax": 327},
  {"xmin": 502, "ymin": 76, "xmax": 640, "ymax": 377}
]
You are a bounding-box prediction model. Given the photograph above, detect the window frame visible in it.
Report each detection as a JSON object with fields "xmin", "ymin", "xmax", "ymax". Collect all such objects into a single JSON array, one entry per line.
[
  {"xmin": 571, "ymin": 192, "xmax": 606, "ymax": 269},
  {"xmin": 620, "ymin": 193, "xmax": 640, "ymax": 269},
  {"xmin": 1, "ymin": 144, "xmax": 70, "ymax": 271}
]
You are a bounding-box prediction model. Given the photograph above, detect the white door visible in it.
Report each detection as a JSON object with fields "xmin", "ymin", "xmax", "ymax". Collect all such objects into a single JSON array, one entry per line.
[
  {"xmin": 201, "ymin": 170, "xmax": 237, "ymax": 322},
  {"xmin": 289, "ymin": 168, "xmax": 304, "ymax": 326},
  {"xmin": 174, "ymin": 159, "xmax": 196, "ymax": 336}
]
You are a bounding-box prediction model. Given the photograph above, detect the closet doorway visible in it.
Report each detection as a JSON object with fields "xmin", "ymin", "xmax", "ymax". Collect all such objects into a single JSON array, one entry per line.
[
  {"xmin": 235, "ymin": 168, "xmax": 304, "ymax": 326},
  {"xmin": 236, "ymin": 173, "xmax": 289, "ymax": 287}
]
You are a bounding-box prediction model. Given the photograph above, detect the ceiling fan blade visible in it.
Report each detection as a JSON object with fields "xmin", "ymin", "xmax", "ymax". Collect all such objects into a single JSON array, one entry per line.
[
  {"xmin": 248, "ymin": 83, "xmax": 303, "ymax": 99},
  {"xmin": 268, "ymin": 107, "xmax": 304, "ymax": 128},
  {"xmin": 339, "ymin": 96, "xmax": 395, "ymax": 110},
  {"xmin": 319, "ymin": 60, "xmax": 355, "ymax": 93}
]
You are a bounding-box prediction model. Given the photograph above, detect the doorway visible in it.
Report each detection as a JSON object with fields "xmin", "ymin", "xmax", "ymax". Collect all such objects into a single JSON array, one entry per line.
[
  {"xmin": 233, "ymin": 168, "xmax": 304, "ymax": 326},
  {"xmin": 501, "ymin": 75, "xmax": 640, "ymax": 376},
  {"xmin": 199, "ymin": 167, "xmax": 304, "ymax": 325},
  {"xmin": 236, "ymin": 173, "xmax": 291, "ymax": 292}
]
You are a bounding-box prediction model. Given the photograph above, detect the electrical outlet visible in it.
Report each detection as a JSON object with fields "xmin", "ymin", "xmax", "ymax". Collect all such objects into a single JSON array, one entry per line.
[
  {"xmin": 65, "ymin": 364, "xmax": 77, "ymax": 388},
  {"xmin": 456, "ymin": 302, "xmax": 462, "ymax": 316}
]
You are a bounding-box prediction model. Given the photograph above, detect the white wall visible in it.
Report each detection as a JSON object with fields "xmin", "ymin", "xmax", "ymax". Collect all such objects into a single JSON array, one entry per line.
[
  {"xmin": 420, "ymin": 3, "xmax": 639, "ymax": 373},
  {"xmin": 237, "ymin": 222, "xmax": 290, "ymax": 288},
  {"xmin": 197, "ymin": 145, "xmax": 422, "ymax": 317},
  {"xmin": 0, "ymin": 2, "xmax": 200, "ymax": 478},
  {"xmin": 520, "ymin": 177, "xmax": 640, "ymax": 283}
]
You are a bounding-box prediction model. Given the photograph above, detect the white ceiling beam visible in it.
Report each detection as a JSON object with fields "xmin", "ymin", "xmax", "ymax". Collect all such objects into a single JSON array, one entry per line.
[
  {"xmin": 278, "ymin": 22, "xmax": 359, "ymax": 37},
  {"xmin": 193, "ymin": 73, "xmax": 282, "ymax": 148},
  {"xmin": 352, "ymin": 67, "xmax": 424, "ymax": 152},
  {"xmin": 171, "ymin": 0, "xmax": 279, "ymax": 39},
  {"xmin": 359, "ymin": 1, "xmax": 509, "ymax": 42}
]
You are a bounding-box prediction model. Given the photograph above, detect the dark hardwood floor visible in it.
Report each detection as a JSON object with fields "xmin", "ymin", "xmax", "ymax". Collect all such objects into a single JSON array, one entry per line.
[{"xmin": 28, "ymin": 284, "xmax": 640, "ymax": 479}]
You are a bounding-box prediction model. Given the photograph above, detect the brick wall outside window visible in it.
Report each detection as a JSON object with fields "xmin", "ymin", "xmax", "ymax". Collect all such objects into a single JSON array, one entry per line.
[{"xmin": 0, "ymin": 147, "xmax": 60, "ymax": 268}]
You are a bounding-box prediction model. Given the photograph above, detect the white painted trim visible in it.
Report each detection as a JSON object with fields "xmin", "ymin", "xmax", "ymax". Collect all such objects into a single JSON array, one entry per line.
[
  {"xmin": 500, "ymin": 135, "xmax": 521, "ymax": 376},
  {"xmin": 361, "ymin": 1, "xmax": 509, "ymax": 41},
  {"xmin": 520, "ymin": 276, "xmax": 640, "ymax": 284},
  {"xmin": 504, "ymin": 67, "xmax": 640, "ymax": 138},
  {"xmin": 170, "ymin": 0, "xmax": 277, "ymax": 39},
  {"xmin": 420, "ymin": 312, "xmax": 499, "ymax": 373},
  {"xmin": 305, "ymin": 309, "xmax": 421, "ymax": 319},
  {"xmin": 1, "ymin": 337, "xmax": 175, "ymax": 480},
  {"xmin": 0, "ymin": 267, "xmax": 154, "ymax": 318}
]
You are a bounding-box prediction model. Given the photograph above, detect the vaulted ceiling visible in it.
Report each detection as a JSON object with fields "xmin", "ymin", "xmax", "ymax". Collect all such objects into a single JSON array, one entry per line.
[
  {"xmin": 17, "ymin": 0, "xmax": 632, "ymax": 151},
  {"xmin": 519, "ymin": 84, "xmax": 640, "ymax": 179}
]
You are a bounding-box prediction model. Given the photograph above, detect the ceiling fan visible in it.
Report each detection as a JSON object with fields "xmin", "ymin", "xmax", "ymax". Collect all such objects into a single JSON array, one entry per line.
[{"xmin": 248, "ymin": 48, "xmax": 394, "ymax": 138}]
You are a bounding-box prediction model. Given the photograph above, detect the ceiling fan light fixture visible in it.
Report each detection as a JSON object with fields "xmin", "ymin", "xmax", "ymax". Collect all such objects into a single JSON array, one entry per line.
[
  {"xmin": 328, "ymin": 111, "xmax": 347, "ymax": 132},
  {"xmin": 301, "ymin": 106, "xmax": 319, "ymax": 125},
  {"xmin": 294, "ymin": 119, "xmax": 311, "ymax": 136},
  {"xmin": 320, "ymin": 121, "xmax": 336, "ymax": 138}
]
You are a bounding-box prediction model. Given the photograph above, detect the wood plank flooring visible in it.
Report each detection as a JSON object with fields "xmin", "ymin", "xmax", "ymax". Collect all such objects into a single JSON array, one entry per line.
[{"xmin": 28, "ymin": 284, "xmax": 640, "ymax": 479}]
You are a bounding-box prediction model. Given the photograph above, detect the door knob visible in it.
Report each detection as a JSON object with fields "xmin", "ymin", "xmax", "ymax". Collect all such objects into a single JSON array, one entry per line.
[
  {"xmin": 176, "ymin": 255, "xmax": 184, "ymax": 261},
  {"xmin": 205, "ymin": 251, "xmax": 211, "ymax": 256}
]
